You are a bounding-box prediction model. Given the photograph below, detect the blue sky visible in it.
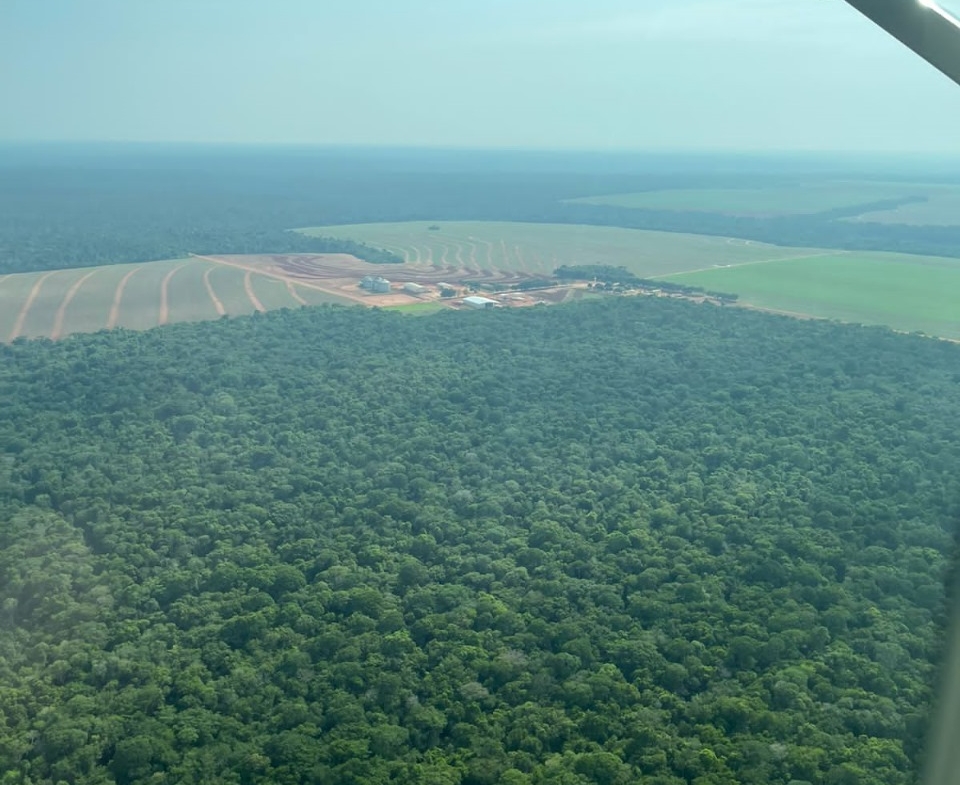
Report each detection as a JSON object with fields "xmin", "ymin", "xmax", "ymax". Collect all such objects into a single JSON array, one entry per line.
[{"xmin": 4, "ymin": 0, "xmax": 960, "ymax": 152}]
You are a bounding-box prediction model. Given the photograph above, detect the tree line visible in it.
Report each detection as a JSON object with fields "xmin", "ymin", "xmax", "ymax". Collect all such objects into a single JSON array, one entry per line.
[
  {"xmin": 555, "ymin": 265, "xmax": 739, "ymax": 301},
  {"xmin": 4, "ymin": 150, "xmax": 960, "ymax": 275}
]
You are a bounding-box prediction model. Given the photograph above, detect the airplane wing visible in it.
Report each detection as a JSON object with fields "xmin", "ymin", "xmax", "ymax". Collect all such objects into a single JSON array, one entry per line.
[
  {"xmin": 843, "ymin": 0, "xmax": 960, "ymax": 87},
  {"xmin": 839, "ymin": 6, "xmax": 960, "ymax": 785}
]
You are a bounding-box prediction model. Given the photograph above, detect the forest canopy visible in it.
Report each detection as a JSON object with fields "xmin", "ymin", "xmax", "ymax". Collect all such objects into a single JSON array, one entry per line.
[
  {"xmin": 0, "ymin": 297, "xmax": 956, "ymax": 785},
  {"xmin": 5, "ymin": 149, "xmax": 960, "ymax": 274}
]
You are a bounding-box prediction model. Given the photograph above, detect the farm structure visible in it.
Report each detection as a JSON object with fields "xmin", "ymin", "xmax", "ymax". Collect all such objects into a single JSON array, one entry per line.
[
  {"xmin": 464, "ymin": 296, "xmax": 498, "ymax": 310},
  {"xmin": 360, "ymin": 276, "xmax": 391, "ymax": 293}
]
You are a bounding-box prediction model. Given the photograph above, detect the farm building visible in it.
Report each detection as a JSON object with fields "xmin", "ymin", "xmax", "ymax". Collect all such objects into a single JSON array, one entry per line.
[
  {"xmin": 463, "ymin": 296, "xmax": 498, "ymax": 310},
  {"xmin": 360, "ymin": 276, "xmax": 391, "ymax": 294},
  {"xmin": 403, "ymin": 282, "xmax": 428, "ymax": 295}
]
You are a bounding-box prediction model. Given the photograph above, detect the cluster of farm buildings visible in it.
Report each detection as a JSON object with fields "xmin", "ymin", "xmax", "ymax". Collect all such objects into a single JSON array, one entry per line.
[{"xmin": 358, "ymin": 275, "xmax": 538, "ymax": 309}]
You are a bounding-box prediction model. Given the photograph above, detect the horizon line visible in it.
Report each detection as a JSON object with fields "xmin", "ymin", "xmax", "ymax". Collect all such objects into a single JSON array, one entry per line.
[{"xmin": 2, "ymin": 140, "xmax": 960, "ymax": 159}]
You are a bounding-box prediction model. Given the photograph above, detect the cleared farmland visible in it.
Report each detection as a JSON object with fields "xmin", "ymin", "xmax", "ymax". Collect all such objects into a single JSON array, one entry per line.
[
  {"xmin": 307, "ymin": 221, "xmax": 960, "ymax": 339},
  {"xmin": 301, "ymin": 221, "xmax": 821, "ymax": 277},
  {"xmin": 665, "ymin": 252, "xmax": 960, "ymax": 339},
  {"xmin": 0, "ymin": 256, "xmax": 347, "ymax": 342},
  {"xmin": 848, "ymin": 187, "xmax": 960, "ymax": 225},
  {"xmin": 565, "ymin": 181, "xmax": 938, "ymax": 217}
]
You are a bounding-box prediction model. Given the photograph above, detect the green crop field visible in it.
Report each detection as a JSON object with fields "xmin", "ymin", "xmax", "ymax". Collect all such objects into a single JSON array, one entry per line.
[
  {"xmin": 0, "ymin": 256, "xmax": 348, "ymax": 343},
  {"xmin": 664, "ymin": 252, "xmax": 960, "ymax": 339},
  {"xmin": 848, "ymin": 187, "xmax": 960, "ymax": 225},
  {"xmin": 302, "ymin": 221, "xmax": 820, "ymax": 277},
  {"xmin": 566, "ymin": 181, "xmax": 940, "ymax": 217}
]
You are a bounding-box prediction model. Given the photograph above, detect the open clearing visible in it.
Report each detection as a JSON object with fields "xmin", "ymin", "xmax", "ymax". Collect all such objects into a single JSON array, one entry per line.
[
  {"xmin": 565, "ymin": 181, "xmax": 945, "ymax": 218},
  {"xmin": 664, "ymin": 252, "xmax": 960, "ymax": 339},
  {"xmin": 11, "ymin": 219, "xmax": 960, "ymax": 342},
  {"xmin": 0, "ymin": 256, "xmax": 352, "ymax": 342},
  {"xmin": 301, "ymin": 221, "xmax": 820, "ymax": 276},
  {"xmin": 847, "ymin": 186, "xmax": 960, "ymax": 225}
]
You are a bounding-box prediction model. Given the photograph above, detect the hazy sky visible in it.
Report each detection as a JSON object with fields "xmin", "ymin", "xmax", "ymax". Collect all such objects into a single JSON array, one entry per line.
[{"xmin": 4, "ymin": 0, "xmax": 960, "ymax": 152}]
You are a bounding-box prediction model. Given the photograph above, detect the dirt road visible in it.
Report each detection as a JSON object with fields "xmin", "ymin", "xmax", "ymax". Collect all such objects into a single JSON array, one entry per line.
[
  {"xmin": 108, "ymin": 268, "xmax": 140, "ymax": 328},
  {"xmin": 9, "ymin": 271, "xmax": 56, "ymax": 341},
  {"xmin": 202, "ymin": 267, "xmax": 226, "ymax": 316},
  {"xmin": 189, "ymin": 253, "xmax": 368, "ymax": 305},
  {"xmin": 51, "ymin": 270, "xmax": 98, "ymax": 339},
  {"xmin": 243, "ymin": 271, "xmax": 266, "ymax": 312},
  {"xmin": 159, "ymin": 264, "xmax": 188, "ymax": 325},
  {"xmin": 285, "ymin": 280, "xmax": 308, "ymax": 306}
]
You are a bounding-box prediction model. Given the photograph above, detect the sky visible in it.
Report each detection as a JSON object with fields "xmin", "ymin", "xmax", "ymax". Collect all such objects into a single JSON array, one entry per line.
[{"xmin": 4, "ymin": 0, "xmax": 960, "ymax": 153}]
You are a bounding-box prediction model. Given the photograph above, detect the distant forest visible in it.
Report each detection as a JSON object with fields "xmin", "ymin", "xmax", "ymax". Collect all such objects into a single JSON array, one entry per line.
[
  {"xmin": 1, "ymin": 297, "xmax": 957, "ymax": 784},
  {"xmin": 3, "ymin": 148, "xmax": 960, "ymax": 274}
]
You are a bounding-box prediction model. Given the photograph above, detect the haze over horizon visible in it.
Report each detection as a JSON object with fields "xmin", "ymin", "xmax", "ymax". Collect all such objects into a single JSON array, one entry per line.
[{"xmin": 4, "ymin": 0, "xmax": 960, "ymax": 154}]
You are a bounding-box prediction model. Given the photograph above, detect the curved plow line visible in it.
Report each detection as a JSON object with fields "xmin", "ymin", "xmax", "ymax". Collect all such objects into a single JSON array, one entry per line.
[
  {"xmin": 202, "ymin": 267, "xmax": 226, "ymax": 315},
  {"xmin": 9, "ymin": 271, "xmax": 56, "ymax": 342},
  {"xmin": 513, "ymin": 245, "xmax": 528, "ymax": 273},
  {"xmin": 189, "ymin": 254, "xmax": 367, "ymax": 305},
  {"xmin": 438, "ymin": 241, "xmax": 452, "ymax": 266},
  {"xmin": 499, "ymin": 239, "xmax": 511, "ymax": 268},
  {"xmin": 531, "ymin": 251, "xmax": 547, "ymax": 274},
  {"xmin": 158, "ymin": 263, "xmax": 189, "ymax": 326},
  {"xmin": 451, "ymin": 243, "xmax": 464, "ymax": 268},
  {"xmin": 400, "ymin": 245, "xmax": 421, "ymax": 263},
  {"xmin": 286, "ymin": 280, "xmax": 308, "ymax": 306},
  {"xmin": 454, "ymin": 242, "xmax": 467, "ymax": 268},
  {"xmin": 244, "ymin": 271, "xmax": 267, "ymax": 312},
  {"xmin": 404, "ymin": 245, "xmax": 422, "ymax": 264},
  {"xmin": 399, "ymin": 243, "xmax": 422, "ymax": 266},
  {"xmin": 477, "ymin": 239, "xmax": 495, "ymax": 268},
  {"xmin": 466, "ymin": 240, "xmax": 479, "ymax": 268},
  {"xmin": 108, "ymin": 268, "xmax": 141, "ymax": 328},
  {"xmin": 460, "ymin": 241, "xmax": 481, "ymax": 273},
  {"xmin": 423, "ymin": 244, "xmax": 437, "ymax": 266},
  {"xmin": 378, "ymin": 242, "xmax": 413, "ymax": 262},
  {"xmin": 51, "ymin": 269, "xmax": 98, "ymax": 340}
]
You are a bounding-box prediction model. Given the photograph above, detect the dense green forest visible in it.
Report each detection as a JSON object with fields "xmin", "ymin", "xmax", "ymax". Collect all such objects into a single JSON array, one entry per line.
[
  {"xmin": 5, "ymin": 147, "xmax": 960, "ymax": 274},
  {"xmin": 1, "ymin": 298, "xmax": 956, "ymax": 785}
]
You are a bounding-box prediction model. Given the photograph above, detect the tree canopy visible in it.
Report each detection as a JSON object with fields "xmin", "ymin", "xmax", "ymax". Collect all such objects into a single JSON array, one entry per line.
[{"xmin": 0, "ymin": 297, "xmax": 956, "ymax": 784}]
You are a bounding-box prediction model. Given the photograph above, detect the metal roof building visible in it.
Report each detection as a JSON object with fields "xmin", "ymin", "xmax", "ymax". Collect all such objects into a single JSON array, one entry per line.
[
  {"xmin": 463, "ymin": 296, "xmax": 498, "ymax": 310},
  {"xmin": 361, "ymin": 276, "xmax": 391, "ymax": 294}
]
